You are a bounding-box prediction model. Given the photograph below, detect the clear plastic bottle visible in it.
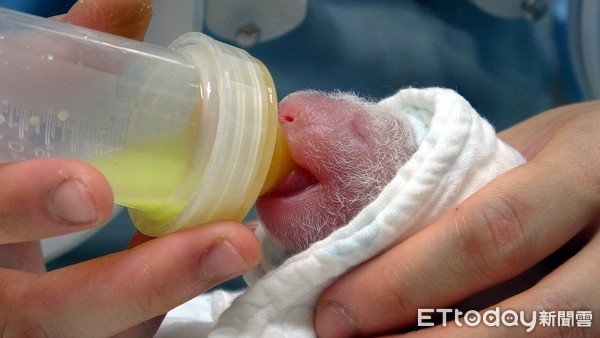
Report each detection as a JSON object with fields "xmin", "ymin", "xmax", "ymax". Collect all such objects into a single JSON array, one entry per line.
[{"xmin": 0, "ymin": 7, "xmax": 292, "ymax": 236}]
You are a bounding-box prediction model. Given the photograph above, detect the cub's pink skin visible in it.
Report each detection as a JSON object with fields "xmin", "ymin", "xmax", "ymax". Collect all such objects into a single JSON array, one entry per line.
[{"xmin": 256, "ymin": 91, "xmax": 417, "ymax": 253}]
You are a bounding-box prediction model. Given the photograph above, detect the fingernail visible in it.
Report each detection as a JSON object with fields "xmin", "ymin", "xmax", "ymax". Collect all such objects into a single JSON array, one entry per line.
[
  {"xmin": 315, "ymin": 302, "xmax": 357, "ymax": 338},
  {"xmin": 48, "ymin": 179, "xmax": 98, "ymax": 225},
  {"xmin": 201, "ymin": 240, "xmax": 249, "ymax": 280}
]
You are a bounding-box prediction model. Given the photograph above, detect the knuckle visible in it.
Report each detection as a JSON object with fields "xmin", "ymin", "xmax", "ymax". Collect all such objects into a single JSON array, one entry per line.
[
  {"xmin": 12, "ymin": 288, "xmax": 65, "ymax": 337},
  {"xmin": 136, "ymin": 278, "xmax": 173, "ymax": 314},
  {"xmin": 341, "ymin": 256, "xmax": 421, "ymax": 325},
  {"xmin": 479, "ymin": 195, "xmax": 528, "ymax": 256},
  {"xmin": 545, "ymin": 326, "xmax": 588, "ymax": 338},
  {"xmin": 561, "ymin": 110, "xmax": 600, "ymax": 204},
  {"xmin": 529, "ymin": 292, "xmax": 590, "ymax": 338},
  {"xmin": 566, "ymin": 146, "xmax": 600, "ymax": 207},
  {"xmin": 1, "ymin": 304, "xmax": 62, "ymax": 338},
  {"xmin": 454, "ymin": 194, "xmax": 530, "ymax": 279},
  {"xmin": 7, "ymin": 317, "xmax": 58, "ymax": 338},
  {"xmin": 383, "ymin": 265, "xmax": 419, "ymax": 315},
  {"xmin": 127, "ymin": 258, "xmax": 174, "ymax": 315}
]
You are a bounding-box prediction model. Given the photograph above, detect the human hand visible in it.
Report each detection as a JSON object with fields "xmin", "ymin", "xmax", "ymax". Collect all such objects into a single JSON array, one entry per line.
[
  {"xmin": 0, "ymin": 1, "xmax": 261, "ymax": 336},
  {"xmin": 314, "ymin": 101, "xmax": 600, "ymax": 337}
]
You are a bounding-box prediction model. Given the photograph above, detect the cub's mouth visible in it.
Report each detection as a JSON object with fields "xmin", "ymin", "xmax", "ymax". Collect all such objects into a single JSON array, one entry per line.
[{"xmin": 260, "ymin": 166, "xmax": 318, "ymax": 199}]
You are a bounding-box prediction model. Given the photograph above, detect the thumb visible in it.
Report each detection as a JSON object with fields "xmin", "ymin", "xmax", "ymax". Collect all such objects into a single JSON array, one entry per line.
[{"xmin": 57, "ymin": 0, "xmax": 153, "ymax": 41}]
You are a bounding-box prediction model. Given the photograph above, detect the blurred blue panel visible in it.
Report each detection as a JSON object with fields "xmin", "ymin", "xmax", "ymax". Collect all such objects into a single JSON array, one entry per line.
[
  {"xmin": 0, "ymin": 0, "xmax": 76, "ymax": 16},
  {"xmin": 228, "ymin": 0, "xmax": 573, "ymax": 130}
]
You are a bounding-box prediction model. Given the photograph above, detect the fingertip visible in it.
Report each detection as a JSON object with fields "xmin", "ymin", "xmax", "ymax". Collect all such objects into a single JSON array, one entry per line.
[
  {"xmin": 0, "ymin": 159, "xmax": 113, "ymax": 242},
  {"xmin": 129, "ymin": 221, "xmax": 261, "ymax": 285},
  {"xmin": 48, "ymin": 177, "xmax": 106, "ymax": 227},
  {"xmin": 118, "ymin": 222, "xmax": 262, "ymax": 318},
  {"xmin": 170, "ymin": 221, "xmax": 262, "ymax": 282},
  {"xmin": 200, "ymin": 239, "xmax": 253, "ymax": 282},
  {"xmin": 59, "ymin": 0, "xmax": 153, "ymax": 41},
  {"xmin": 221, "ymin": 221, "xmax": 262, "ymax": 269},
  {"xmin": 315, "ymin": 301, "xmax": 358, "ymax": 338},
  {"xmin": 51, "ymin": 160, "xmax": 115, "ymax": 227},
  {"xmin": 128, "ymin": 221, "xmax": 262, "ymax": 270}
]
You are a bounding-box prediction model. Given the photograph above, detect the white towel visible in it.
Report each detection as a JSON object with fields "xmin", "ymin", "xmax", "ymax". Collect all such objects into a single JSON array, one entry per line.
[{"xmin": 156, "ymin": 87, "xmax": 526, "ymax": 337}]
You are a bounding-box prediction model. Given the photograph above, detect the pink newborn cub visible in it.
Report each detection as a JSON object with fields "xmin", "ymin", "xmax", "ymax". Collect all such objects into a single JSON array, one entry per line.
[{"xmin": 257, "ymin": 90, "xmax": 417, "ymax": 253}]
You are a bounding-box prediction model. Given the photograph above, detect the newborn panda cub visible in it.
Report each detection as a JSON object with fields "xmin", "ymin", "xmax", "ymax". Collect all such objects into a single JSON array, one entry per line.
[{"xmin": 256, "ymin": 90, "xmax": 417, "ymax": 253}]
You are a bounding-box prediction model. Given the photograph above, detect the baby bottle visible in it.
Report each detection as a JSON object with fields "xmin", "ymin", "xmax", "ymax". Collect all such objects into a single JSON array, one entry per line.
[{"xmin": 0, "ymin": 7, "xmax": 293, "ymax": 236}]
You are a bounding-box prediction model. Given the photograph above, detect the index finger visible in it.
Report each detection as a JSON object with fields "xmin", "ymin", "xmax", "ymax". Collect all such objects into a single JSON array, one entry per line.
[{"xmin": 2, "ymin": 222, "xmax": 260, "ymax": 337}]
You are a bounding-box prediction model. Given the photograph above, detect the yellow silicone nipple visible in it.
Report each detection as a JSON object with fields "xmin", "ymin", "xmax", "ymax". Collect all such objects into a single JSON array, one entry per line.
[
  {"xmin": 252, "ymin": 59, "xmax": 294, "ymax": 196},
  {"xmin": 260, "ymin": 123, "xmax": 294, "ymax": 195}
]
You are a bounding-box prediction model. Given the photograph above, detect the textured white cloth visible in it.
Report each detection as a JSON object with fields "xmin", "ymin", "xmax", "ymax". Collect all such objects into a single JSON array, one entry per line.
[{"xmin": 156, "ymin": 87, "xmax": 525, "ymax": 337}]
